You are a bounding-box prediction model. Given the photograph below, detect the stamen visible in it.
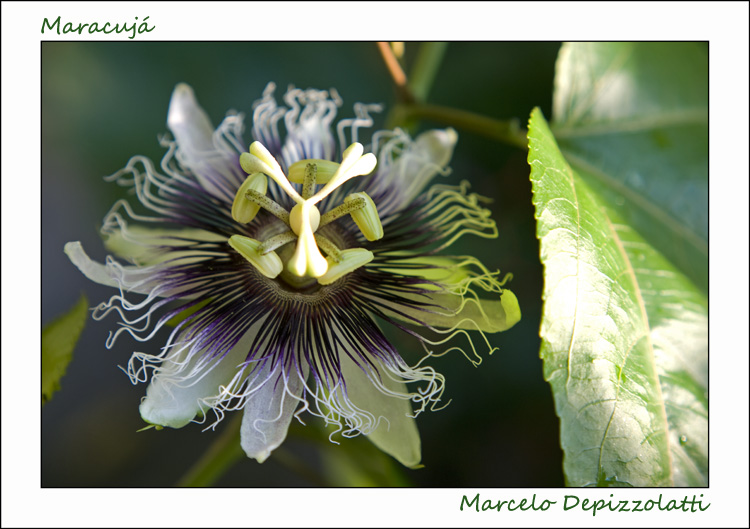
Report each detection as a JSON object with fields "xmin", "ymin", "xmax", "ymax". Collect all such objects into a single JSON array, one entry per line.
[
  {"xmin": 228, "ymin": 235, "xmax": 283, "ymax": 278},
  {"xmin": 288, "ymin": 159, "xmax": 340, "ymax": 184},
  {"xmin": 317, "ymin": 248, "xmax": 374, "ymax": 285},
  {"xmin": 345, "ymin": 192, "xmax": 383, "ymax": 241},
  {"xmin": 257, "ymin": 231, "xmax": 297, "ymax": 255},
  {"xmin": 301, "ymin": 163, "xmax": 317, "ymax": 200},
  {"xmin": 318, "ymin": 198, "xmax": 366, "ymax": 228},
  {"xmin": 314, "ymin": 234, "xmax": 342, "ymax": 263},
  {"xmin": 231, "ymin": 172, "xmax": 268, "ymax": 224},
  {"xmin": 245, "ymin": 189, "xmax": 290, "ymax": 226}
]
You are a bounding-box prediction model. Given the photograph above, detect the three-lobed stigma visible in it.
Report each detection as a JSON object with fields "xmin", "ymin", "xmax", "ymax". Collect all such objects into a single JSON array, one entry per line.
[{"xmin": 229, "ymin": 141, "xmax": 383, "ymax": 284}]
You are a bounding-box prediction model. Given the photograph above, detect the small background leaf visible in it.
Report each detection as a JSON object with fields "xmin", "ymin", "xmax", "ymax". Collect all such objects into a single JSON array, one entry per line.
[
  {"xmin": 552, "ymin": 42, "xmax": 707, "ymax": 292},
  {"xmin": 42, "ymin": 294, "xmax": 88, "ymax": 403}
]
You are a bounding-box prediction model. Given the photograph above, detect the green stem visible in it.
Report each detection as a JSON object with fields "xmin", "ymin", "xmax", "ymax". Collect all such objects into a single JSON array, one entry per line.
[
  {"xmin": 272, "ymin": 446, "xmax": 333, "ymax": 487},
  {"xmin": 177, "ymin": 413, "xmax": 244, "ymax": 487},
  {"xmin": 377, "ymin": 42, "xmax": 414, "ymax": 104},
  {"xmin": 409, "ymin": 42, "xmax": 449, "ymax": 102},
  {"xmin": 393, "ymin": 103, "xmax": 528, "ymax": 150}
]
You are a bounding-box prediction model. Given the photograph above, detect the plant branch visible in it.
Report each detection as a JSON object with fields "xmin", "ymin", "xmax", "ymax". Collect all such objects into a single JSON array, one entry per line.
[
  {"xmin": 377, "ymin": 42, "xmax": 415, "ymax": 104},
  {"xmin": 177, "ymin": 413, "xmax": 244, "ymax": 487},
  {"xmin": 272, "ymin": 446, "xmax": 333, "ymax": 487},
  {"xmin": 393, "ymin": 103, "xmax": 528, "ymax": 149}
]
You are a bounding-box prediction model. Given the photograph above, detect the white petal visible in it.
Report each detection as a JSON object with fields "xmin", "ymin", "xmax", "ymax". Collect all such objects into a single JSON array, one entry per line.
[
  {"xmin": 167, "ymin": 83, "xmax": 233, "ymax": 198},
  {"xmin": 339, "ymin": 353, "xmax": 421, "ymax": 468},
  {"xmin": 376, "ymin": 128, "xmax": 458, "ymax": 215},
  {"xmin": 414, "ymin": 128, "xmax": 458, "ymax": 171},
  {"xmin": 65, "ymin": 240, "xmax": 201, "ymax": 301},
  {"xmin": 103, "ymin": 224, "xmax": 225, "ymax": 266},
  {"xmin": 376, "ymin": 256, "xmax": 521, "ymax": 332},
  {"xmin": 64, "ymin": 241, "xmax": 156, "ymax": 295},
  {"xmin": 240, "ymin": 359, "xmax": 309, "ymax": 463},
  {"xmin": 382, "ymin": 290, "xmax": 521, "ymax": 333},
  {"xmin": 140, "ymin": 325, "xmax": 261, "ymax": 428},
  {"xmin": 167, "ymin": 83, "xmax": 215, "ymax": 159}
]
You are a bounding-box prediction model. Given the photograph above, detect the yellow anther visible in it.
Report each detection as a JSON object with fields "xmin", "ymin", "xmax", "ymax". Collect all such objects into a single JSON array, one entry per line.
[
  {"xmin": 228, "ymin": 235, "xmax": 283, "ymax": 278},
  {"xmin": 345, "ymin": 192, "xmax": 384, "ymax": 241},
  {"xmin": 231, "ymin": 172, "xmax": 268, "ymax": 223},
  {"xmin": 317, "ymin": 248, "xmax": 374, "ymax": 285},
  {"xmin": 287, "ymin": 159, "xmax": 341, "ymax": 184}
]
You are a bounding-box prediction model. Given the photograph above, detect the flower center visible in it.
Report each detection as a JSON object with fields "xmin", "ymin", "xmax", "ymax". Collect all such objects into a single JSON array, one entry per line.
[{"xmin": 228, "ymin": 141, "xmax": 384, "ymax": 286}]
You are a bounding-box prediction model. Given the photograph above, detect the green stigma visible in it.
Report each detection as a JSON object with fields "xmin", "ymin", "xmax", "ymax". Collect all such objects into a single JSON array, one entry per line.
[{"xmin": 230, "ymin": 141, "xmax": 383, "ymax": 285}]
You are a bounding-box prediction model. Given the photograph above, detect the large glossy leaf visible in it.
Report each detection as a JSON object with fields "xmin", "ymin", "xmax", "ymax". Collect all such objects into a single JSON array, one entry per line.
[
  {"xmin": 552, "ymin": 42, "xmax": 707, "ymax": 292},
  {"xmin": 529, "ymin": 108, "xmax": 707, "ymax": 486},
  {"xmin": 42, "ymin": 294, "xmax": 88, "ymax": 403}
]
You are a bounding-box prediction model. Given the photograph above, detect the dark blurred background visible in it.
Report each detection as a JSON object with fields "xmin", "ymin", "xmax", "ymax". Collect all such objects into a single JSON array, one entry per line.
[{"xmin": 41, "ymin": 42, "xmax": 564, "ymax": 487}]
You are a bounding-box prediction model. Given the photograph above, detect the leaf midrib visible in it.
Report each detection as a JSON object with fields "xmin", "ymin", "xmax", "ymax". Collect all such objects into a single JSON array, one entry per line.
[
  {"xmin": 562, "ymin": 158, "xmax": 672, "ymax": 485},
  {"xmin": 552, "ymin": 107, "xmax": 707, "ymax": 138},
  {"xmin": 561, "ymin": 150, "xmax": 708, "ymax": 259},
  {"xmin": 602, "ymin": 213, "xmax": 673, "ymax": 485}
]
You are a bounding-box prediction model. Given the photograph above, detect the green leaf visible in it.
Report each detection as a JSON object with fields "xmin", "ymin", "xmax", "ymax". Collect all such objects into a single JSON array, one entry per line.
[
  {"xmin": 42, "ymin": 294, "xmax": 88, "ymax": 403},
  {"xmin": 552, "ymin": 42, "xmax": 707, "ymax": 292},
  {"xmin": 529, "ymin": 108, "xmax": 707, "ymax": 486}
]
